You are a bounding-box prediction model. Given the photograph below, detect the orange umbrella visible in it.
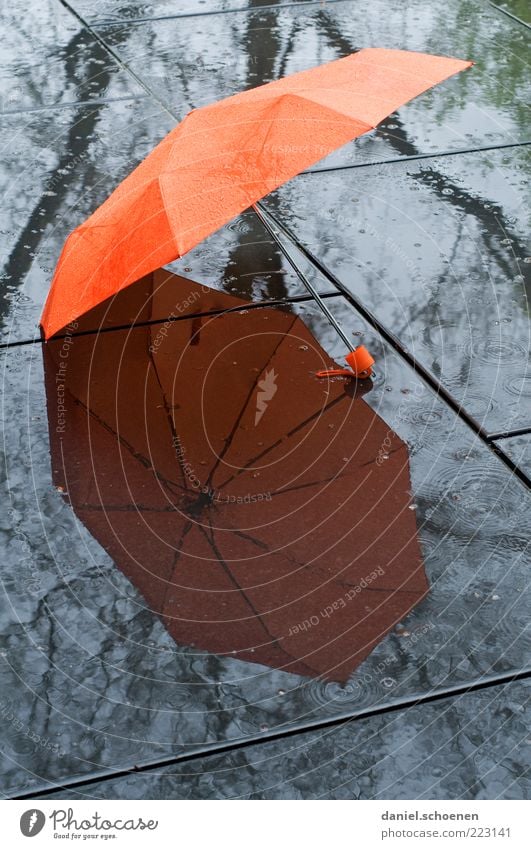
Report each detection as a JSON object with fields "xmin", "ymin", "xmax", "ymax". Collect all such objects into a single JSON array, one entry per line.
[{"xmin": 41, "ymin": 48, "xmax": 471, "ymax": 339}]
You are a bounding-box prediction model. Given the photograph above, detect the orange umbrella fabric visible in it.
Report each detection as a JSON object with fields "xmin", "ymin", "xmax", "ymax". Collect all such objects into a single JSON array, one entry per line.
[{"xmin": 41, "ymin": 48, "xmax": 471, "ymax": 339}]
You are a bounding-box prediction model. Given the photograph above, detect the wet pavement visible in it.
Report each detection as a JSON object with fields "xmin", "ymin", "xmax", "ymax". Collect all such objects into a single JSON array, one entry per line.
[{"xmin": 0, "ymin": 0, "xmax": 530, "ymax": 800}]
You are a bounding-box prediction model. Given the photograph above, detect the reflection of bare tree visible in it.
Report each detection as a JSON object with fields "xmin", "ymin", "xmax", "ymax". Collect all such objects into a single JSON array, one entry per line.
[
  {"xmin": 4, "ymin": 0, "xmax": 527, "ymax": 333},
  {"xmin": 2, "ymin": 38, "xmax": 108, "ymax": 287},
  {"xmin": 303, "ymin": 8, "xmax": 530, "ymax": 336},
  {"xmin": 315, "ymin": 7, "xmax": 527, "ymax": 256},
  {"xmin": 217, "ymin": 1, "xmax": 530, "ymax": 321},
  {"xmin": 0, "ymin": 16, "xmax": 146, "ymax": 332},
  {"xmin": 220, "ymin": 0, "xmax": 292, "ymax": 301}
]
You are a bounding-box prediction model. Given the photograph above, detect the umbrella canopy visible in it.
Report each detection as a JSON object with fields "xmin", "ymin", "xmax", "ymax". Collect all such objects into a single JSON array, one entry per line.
[
  {"xmin": 41, "ymin": 48, "xmax": 471, "ymax": 339},
  {"xmin": 44, "ymin": 271, "xmax": 427, "ymax": 682}
]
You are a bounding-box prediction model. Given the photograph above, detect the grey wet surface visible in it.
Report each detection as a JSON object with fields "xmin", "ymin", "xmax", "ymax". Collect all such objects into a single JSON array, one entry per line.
[
  {"xmin": 2, "ymin": 297, "xmax": 530, "ymax": 797},
  {"xmin": 40, "ymin": 679, "xmax": 531, "ymax": 799},
  {"xmin": 97, "ymin": 0, "xmax": 530, "ymax": 155},
  {"xmin": 0, "ymin": 0, "xmax": 530, "ymax": 800},
  {"xmin": 495, "ymin": 434, "xmax": 531, "ymax": 477},
  {"xmin": 0, "ymin": 0, "xmax": 142, "ymax": 112},
  {"xmin": 262, "ymin": 147, "xmax": 531, "ymax": 434}
]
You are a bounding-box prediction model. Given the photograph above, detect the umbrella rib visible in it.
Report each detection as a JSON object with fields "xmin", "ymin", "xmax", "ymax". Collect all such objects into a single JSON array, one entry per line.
[
  {"xmin": 73, "ymin": 503, "xmax": 187, "ymax": 513},
  {"xmin": 267, "ymin": 468, "xmax": 355, "ymax": 497},
  {"xmin": 216, "ymin": 390, "xmax": 348, "ymax": 490},
  {"xmin": 71, "ymin": 394, "xmax": 187, "ymax": 500},
  {"xmin": 198, "ymin": 522, "xmax": 317, "ymax": 675},
  {"xmin": 146, "ymin": 328, "xmax": 191, "ymax": 493},
  {"xmin": 205, "ymin": 312, "xmax": 300, "ymax": 487},
  {"xmin": 161, "ymin": 519, "xmax": 195, "ymax": 616},
  {"xmin": 230, "ymin": 528, "xmax": 303, "ymax": 574}
]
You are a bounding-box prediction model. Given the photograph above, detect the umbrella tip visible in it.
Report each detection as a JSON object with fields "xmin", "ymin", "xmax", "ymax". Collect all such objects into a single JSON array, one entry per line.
[
  {"xmin": 316, "ymin": 345, "xmax": 375, "ymax": 379},
  {"xmin": 345, "ymin": 345, "xmax": 375, "ymax": 377}
]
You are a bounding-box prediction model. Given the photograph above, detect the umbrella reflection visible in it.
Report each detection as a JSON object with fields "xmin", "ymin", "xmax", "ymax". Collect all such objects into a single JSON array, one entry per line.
[{"xmin": 44, "ymin": 271, "xmax": 427, "ymax": 682}]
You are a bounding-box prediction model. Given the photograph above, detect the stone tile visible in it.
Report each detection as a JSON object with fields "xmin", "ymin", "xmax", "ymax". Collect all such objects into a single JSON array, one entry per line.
[{"xmin": 1, "ymin": 296, "xmax": 529, "ymax": 796}]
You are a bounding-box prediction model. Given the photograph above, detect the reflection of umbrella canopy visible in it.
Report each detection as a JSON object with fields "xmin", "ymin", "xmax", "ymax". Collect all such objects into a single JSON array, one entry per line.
[
  {"xmin": 45, "ymin": 271, "xmax": 427, "ymax": 683},
  {"xmin": 41, "ymin": 48, "xmax": 470, "ymax": 338}
]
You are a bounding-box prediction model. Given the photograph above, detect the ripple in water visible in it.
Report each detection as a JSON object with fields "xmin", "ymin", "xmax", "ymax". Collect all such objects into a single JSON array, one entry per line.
[
  {"xmin": 227, "ymin": 218, "xmax": 253, "ymax": 236},
  {"xmin": 419, "ymin": 463, "xmax": 522, "ymax": 536},
  {"xmin": 504, "ymin": 371, "xmax": 531, "ymax": 400},
  {"xmin": 472, "ymin": 338, "xmax": 527, "ymax": 366},
  {"xmin": 304, "ymin": 676, "xmax": 375, "ymax": 714}
]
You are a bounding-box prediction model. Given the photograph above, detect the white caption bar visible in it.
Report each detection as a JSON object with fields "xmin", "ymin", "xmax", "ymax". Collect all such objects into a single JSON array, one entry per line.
[{"xmin": 3, "ymin": 799, "xmax": 529, "ymax": 848}]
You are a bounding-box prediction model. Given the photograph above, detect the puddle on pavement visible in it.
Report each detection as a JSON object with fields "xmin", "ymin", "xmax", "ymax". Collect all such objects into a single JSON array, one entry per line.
[
  {"xmin": 3, "ymin": 289, "xmax": 530, "ymax": 796},
  {"xmin": 263, "ymin": 146, "xmax": 531, "ymax": 433},
  {"xmin": 44, "ymin": 273, "xmax": 427, "ymax": 683},
  {"xmin": 0, "ymin": 0, "xmax": 141, "ymax": 112}
]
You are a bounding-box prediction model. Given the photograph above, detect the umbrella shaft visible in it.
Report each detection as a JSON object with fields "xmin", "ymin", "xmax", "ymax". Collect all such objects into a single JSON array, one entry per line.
[{"xmin": 252, "ymin": 204, "xmax": 352, "ymax": 351}]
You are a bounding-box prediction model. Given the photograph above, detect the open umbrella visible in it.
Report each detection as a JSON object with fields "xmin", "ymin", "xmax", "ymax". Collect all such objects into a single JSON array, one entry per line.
[
  {"xmin": 44, "ymin": 272, "xmax": 427, "ymax": 682},
  {"xmin": 41, "ymin": 48, "xmax": 471, "ymax": 340}
]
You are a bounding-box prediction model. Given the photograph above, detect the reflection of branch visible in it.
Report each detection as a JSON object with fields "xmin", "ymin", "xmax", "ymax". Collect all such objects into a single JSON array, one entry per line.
[
  {"xmin": 315, "ymin": 10, "xmax": 361, "ymax": 61},
  {"xmin": 315, "ymin": 8, "xmax": 529, "ymax": 297},
  {"xmin": 1, "ymin": 29, "xmax": 116, "ymax": 328},
  {"xmin": 392, "ymin": 219, "xmax": 464, "ymax": 339},
  {"xmin": 206, "ymin": 313, "xmax": 299, "ymax": 486},
  {"xmin": 276, "ymin": 20, "xmax": 301, "ymax": 80},
  {"xmin": 219, "ymin": 1, "xmax": 293, "ymax": 302}
]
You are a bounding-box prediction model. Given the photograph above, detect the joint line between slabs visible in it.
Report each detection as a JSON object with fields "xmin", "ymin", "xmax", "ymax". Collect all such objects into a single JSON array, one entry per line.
[{"xmin": 12, "ymin": 667, "xmax": 531, "ymax": 800}]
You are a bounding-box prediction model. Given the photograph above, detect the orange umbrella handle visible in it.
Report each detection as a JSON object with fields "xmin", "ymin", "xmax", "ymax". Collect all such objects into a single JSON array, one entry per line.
[
  {"xmin": 316, "ymin": 345, "xmax": 375, "ymax": 379},
  {"xmin": 315, "ymin": 368, "xmax": 356, "ymax": 378}
]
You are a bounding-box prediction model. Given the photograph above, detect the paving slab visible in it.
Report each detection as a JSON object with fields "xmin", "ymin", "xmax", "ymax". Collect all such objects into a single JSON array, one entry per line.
[
  {"xmin": 1, "ymin": 295, "xmax": 529, "ymax": 797},
  {"xmin": 494, "ymin": 434, "xmax": 531, "ymax": 478},
  {"xmin": 0, "ymin": 0, "xmax": 142, "ymax": 113},
  {"xmin": 67, "ymin": 0, "xmax": 310, "ymax": 26},
  {"xmin": 39, "ymin": 679, "xmax": 531, "ymax": 799},
  {"xmin": 262, "ymin": 146, "xmax": 531, "ymax": 434},
  {"xmin": 96, "ymin": 0, "xmax": 530, "ymax": 164},
  {"xmin": 491, "ymin": 0, "xmax": 531, "ymax": 27}
]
